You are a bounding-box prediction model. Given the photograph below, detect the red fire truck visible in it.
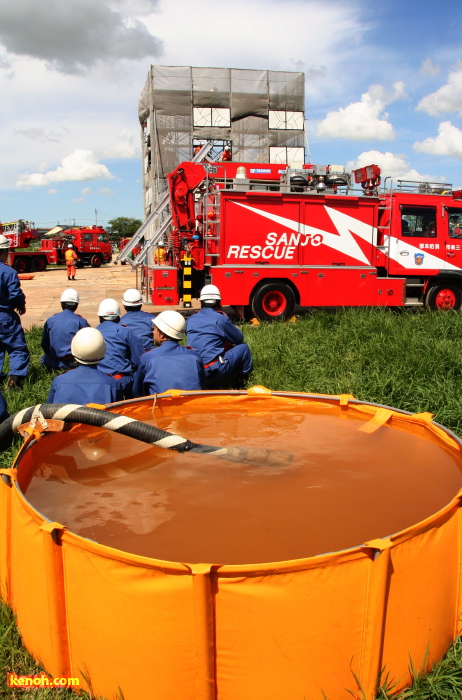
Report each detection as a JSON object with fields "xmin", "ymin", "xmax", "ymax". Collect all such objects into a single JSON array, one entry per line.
[
  {"xmin": 40, "ymin": 226, "xmax": 112, "ymax": 270},
  {"xmin": 0, "ymin": 222, "xmax": 112, "ymax": 272},
  {"xmin": 142, "ymin": 160, "xmax": 462, "ymax": 319},
  {"xmin": 117, "ymin": 237, "xmax": 142, "ymax": 265}
]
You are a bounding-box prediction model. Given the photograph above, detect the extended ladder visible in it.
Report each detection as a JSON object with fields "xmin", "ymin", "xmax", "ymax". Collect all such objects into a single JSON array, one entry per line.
[{"xmin": 117, "ymin": 142, "xmax": 214, "ymax": 267}]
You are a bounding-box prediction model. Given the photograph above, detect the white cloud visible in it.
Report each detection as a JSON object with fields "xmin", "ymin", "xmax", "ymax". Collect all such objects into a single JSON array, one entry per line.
[
  {"xmin": 144, "ymin": 0, "xmax": 370, "ymax": 107},
  {"xmin": 99, "ymin": 188, "xmax": 115, "ymax": 196},
  {"xmin": 73, "ymin": 198, "xmax": 85, "ymax": 203},
  {"xmin": 417, "ymin": 63, "xmax": 462, "ymax": 116},
  {"xmin": 414, "ymin": 121, "xmax": 462, "ymax": 158},
  {"xmin": 16, "ymin": 150, "xmax": 115, "ymax": 188},
  {"xmin": 102, "ymin": 130, "xmax": 139, "ymax": 159},
  {"xmin": 47, "ymin": 189, "xmax": 57, "ymax": 195},
  {"xmin": 81, "ymin": 187, "xmax": 93, "ymax": 196},
  {"xmin": 420, "ymin": 58, "xmax": 440, "ymax": 77},
  {"xmin": 316, "ymin": 83, "xmax": 405, "ymax": 141},
  {"xmin": 0, "ymin": 0, "xmax": 163, "ymax": 74},
  {"xmin": 347, "ymin": 150, "xmax": 446, "ymax": 182}
]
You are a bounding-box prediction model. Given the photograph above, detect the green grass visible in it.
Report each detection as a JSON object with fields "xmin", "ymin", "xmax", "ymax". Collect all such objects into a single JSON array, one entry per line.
[{"xmin": 2, "ymin": 309, "xmax": 462, "ymax": 697}]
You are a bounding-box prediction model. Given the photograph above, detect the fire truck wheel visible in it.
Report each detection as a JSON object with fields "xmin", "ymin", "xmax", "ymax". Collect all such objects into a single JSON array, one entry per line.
[
  {"xmin": 90, "ymin": 255, "xmax": 103, "ymax": 268},
  {"xmin": 12, "ymin": 258, "xmax": 29, "ymax": 274},
  {"xmin": 31, "ymin": 257, "xmax": 46, "ymax": 272},
  {"xmin": 426, "ymin": 283, "xmax": 462, "ymax": 311},
  {"xmin": 251, "ymin": 283, "xmax": 296, "ymax": 321}
]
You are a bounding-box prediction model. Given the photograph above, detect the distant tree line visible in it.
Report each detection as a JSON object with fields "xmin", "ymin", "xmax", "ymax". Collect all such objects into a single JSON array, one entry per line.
[{"xmin": 106, "ymin": 217, "xmax": 142, "ymax": 243}]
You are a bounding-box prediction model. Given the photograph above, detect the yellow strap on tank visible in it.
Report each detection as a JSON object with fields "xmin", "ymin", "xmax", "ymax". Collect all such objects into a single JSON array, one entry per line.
[
  {"xmin": 339, "ymin": 394, "xmax": 355, "ymax": 407},
  {"xmin": 412, "ymin": 411, "xmax": 461, "ymax": 451},
  {"xmin": 359, "ymin": 408, "xmax": 393, "ymax": 434}
]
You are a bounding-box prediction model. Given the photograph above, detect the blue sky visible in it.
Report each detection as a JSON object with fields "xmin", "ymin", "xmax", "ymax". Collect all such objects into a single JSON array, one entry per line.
[{"xmin": 1, "ymin": 0, "xmax": 462, "ymax": 229}]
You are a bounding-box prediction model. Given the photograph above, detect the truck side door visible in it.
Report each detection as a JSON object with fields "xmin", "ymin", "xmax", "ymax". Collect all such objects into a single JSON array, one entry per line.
[
  {"xmin": 388, "ymin": 206, "xmax": 441, "ymax": 274},
  {"xmin": 443, "ymin": 207, "xmax": 462, "ymax": 271}
]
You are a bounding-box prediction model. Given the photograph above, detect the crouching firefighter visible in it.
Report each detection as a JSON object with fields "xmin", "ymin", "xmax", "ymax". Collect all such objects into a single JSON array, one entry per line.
[
  {"xmin": 186, "ymin": 284, "xmax": 253, "ymax": 387},
  {"xmin": 47, "ymin": 328, "xmax": 124, "ymax": 404},
  {"xmin": 133, "ymin": 310, "xmax": 205, "ymax": 397},
  {"xmin": 96, "ymin": 298, "xmax": 144, "ymax": 398},
  {"xmin": 41, "ymin": 288, "xmax": 90, "ymax": 370}
]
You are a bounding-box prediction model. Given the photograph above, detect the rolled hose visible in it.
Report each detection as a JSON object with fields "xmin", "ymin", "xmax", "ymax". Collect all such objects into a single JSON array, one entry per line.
[{"xmin": 0, "ymin": 403, "xmax": 292, "ymax": 467}]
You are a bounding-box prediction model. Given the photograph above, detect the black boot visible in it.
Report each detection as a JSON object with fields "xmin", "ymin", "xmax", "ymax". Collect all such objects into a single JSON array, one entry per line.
[
  {"xmin": 7, "ymin": 375, "xmax": 24, "ymax": 390},
  {"xmin": 68, "ymin": 277, "xmax": 71, "ymax": 280}
]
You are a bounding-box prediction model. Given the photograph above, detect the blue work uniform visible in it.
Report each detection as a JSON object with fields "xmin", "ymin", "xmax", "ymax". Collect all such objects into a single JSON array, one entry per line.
[
  {"xmin": 41, "ymin": 309, "xmax": 90, "ymax": 370},
  {"xmin": 133, "ymin": 341, "xmax": 205, "ymax": 397},
  {"xmin": 186, "ymin": 307, "xmax": 252, "ymax": 384},
  {"xmin": 0, "ymin": 261, "xmax": 29, "ymax": 380},
  {"xmin": 47, "ymin": 364, "xmax": 124, "ymax": 405},
  {"xmin": 0, "ymin": 391, "xmax": 9, "ymax": 423},
  {"xmin": 0, "ymin": 390, "xmax": 11, "ymax": 450},
  {"xmin": 120, "ymin": 309, "xmax": 156, "ymax": 353},
  {"xmin": 96, "ymin": 320, "xmax": 144, "ymax": 396}
]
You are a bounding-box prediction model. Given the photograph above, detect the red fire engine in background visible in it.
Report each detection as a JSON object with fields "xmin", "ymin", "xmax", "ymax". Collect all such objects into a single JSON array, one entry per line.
[
  {"xmin": 141, "ymin": 160, "xmax": 462, "ymax": 319},
  {"xmin": 0, "ymin": 221, "xmax": 112, "ymax": 272},
  {"xmin": 117, "ymin": 237, "xmax": 142, "ymax": 264}
]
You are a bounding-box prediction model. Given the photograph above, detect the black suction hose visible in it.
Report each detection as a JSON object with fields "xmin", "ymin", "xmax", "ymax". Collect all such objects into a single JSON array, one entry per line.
[{"xmin": 0, "ymin": 403, "xmax": 292, "ymax": 467}]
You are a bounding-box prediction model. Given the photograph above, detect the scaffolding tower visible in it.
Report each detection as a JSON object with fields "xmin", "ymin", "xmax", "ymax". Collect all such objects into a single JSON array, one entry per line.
[{"xmin": 138, "ymin": 65, "xmax": 306, "ymax": 219}]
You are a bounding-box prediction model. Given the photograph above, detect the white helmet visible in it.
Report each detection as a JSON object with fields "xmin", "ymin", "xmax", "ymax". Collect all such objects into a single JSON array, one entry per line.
[
  {"xmin": 60, "ymin": 288, "xmax": 79, "ymax": 304},
  {"xmin": 154, "ymin": 310, "xmax": 185, "ymax": 340},
  {"xmin": 122, "ymin": 288, "xmax": 143, "ymax": 307},
  {"xmin": 0, "ymin": 235, "xmax": 11, "ymax": 249},
  {"xmin": 98, "ymin": 298, "xmax": 120, "ymax": 319},
  {"xmin": 67, "ymin": 243, "xmax": 73, "ymax": 248},
  {"xmin": 71, "ymin": 328, "xmax": 106, "ymax": 365},
  {"xmin": 200, "ymin": 284, "xmax": 221, "ymax": 302}
]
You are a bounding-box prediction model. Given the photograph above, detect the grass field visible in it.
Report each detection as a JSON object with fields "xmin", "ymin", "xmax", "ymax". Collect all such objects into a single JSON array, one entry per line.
[{"xmin": 1, "ymin": 309, "xmax": 462, "ymax": 698}]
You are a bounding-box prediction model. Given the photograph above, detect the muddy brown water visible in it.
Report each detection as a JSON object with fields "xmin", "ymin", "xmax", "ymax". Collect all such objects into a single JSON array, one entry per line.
[{"xmin": 19, "ymin": 398, "xmax": 462, "ymax": 565}]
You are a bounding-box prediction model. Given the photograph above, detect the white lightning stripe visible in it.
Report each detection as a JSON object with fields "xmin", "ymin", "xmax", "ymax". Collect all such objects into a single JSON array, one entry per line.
[
  {"xmin": 383, "ymin": 236, "xmax": 461, "ymax": 271},
  {"xmin": 320, "ymin": 208, "xmax": 372, "ymax": 265},
  {"xmin": 154, "ymin": 435, "xmax": 186, "ymax": 449},
  {"xmin": 103, "ymin": 416, "xmax": 136, "ymax": 431},
  {"xmin": 231, "ymin": 200, "xmax": 371, "ymax": 265}
]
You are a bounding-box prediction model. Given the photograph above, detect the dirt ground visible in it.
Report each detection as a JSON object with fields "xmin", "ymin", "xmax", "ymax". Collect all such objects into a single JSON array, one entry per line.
[{"xmin": 17, "ymin": 261, "xmax": 200, "ymax": 330}]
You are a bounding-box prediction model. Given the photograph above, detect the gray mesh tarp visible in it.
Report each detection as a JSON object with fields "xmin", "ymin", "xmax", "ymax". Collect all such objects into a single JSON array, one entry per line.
[{"xmin": 139, "ymin": 65, "xmax": 305, "ymax": 218}]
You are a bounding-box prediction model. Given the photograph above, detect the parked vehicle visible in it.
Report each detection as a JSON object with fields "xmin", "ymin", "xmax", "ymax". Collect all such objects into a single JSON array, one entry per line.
[
  {"xmin": 120, "ymin": 160, "xmax": 462, "ymax": 318},
  {"xmin": 0, "ymin": 222, "xmax": 112, "ymax": 272}
]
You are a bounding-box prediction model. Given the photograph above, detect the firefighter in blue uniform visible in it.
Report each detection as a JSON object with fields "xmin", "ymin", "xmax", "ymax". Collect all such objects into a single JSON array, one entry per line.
[
  {"xmin": 120, "ymin": 288, "xmax": 156, "ymax": 353},
  {"xmin": 41, "ymin": 288, "xmax": 90, "ymax": 370},
  {"xmin": 0, "ymin": 390, "xmax": 11, "ymax": 450},
  {"xmin": 96, "ymin": 298, "xmax": 143, "ymax": 397},
  {"xmin": 47, "ymin": 328, "xmax": 123, "ymax": 405},
  {"xmin": 0, "ymin": 234, "xmax": 30, "ymax": 389},
  {"xmin": 0, "ymin": 391, "xmax": 8, "ymax": 424},
  {"xmin": 186, "ymin": 285, "xmax": 252, "ymax": 386},
  {"xmin": 133, "ymin": 310, "xmax": 205, "ymax": 397}
]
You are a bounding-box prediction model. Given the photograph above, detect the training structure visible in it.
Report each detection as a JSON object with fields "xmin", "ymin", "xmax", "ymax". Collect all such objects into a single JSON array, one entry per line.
[
  {"xmin": 1, "ymin": 388, "xmax": 462, "ymax": 699},
  {"xmin": 138, "ymin": 65, "xmax": 306, "ymax": 216}
]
